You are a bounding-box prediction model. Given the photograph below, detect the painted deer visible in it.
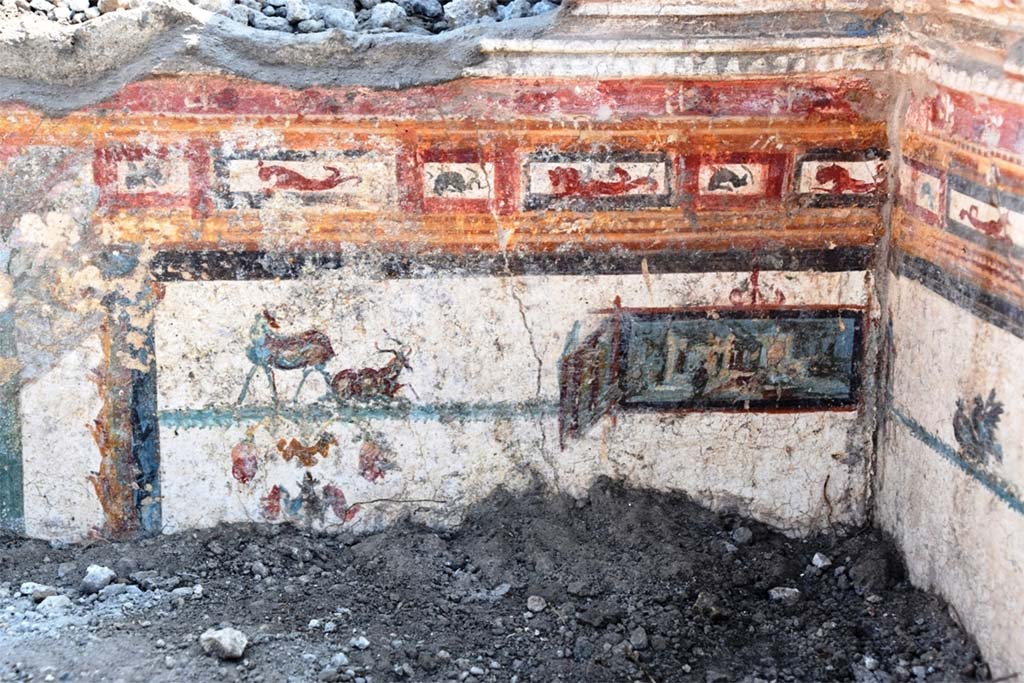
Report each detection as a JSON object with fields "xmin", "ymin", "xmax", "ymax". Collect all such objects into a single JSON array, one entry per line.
[
  {"xmin": 814, "ymin": 163, "xmax": 884, "ymax": 194},
  {"xmin": 331, "ymin": 336, "xmax": 412, "ymax": 401},
  {"xmin": 237, "ymin": 309, "xmax": 336, "ymax": 405},
  {"xmin": 548, "ymin": 166, "xmax": 658, "ymax": 198}
]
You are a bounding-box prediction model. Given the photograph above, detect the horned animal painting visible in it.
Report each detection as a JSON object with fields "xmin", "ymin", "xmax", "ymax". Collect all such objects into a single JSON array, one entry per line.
[
  {"xmin": 331, "ymin": 335, "xmax": 414, "ymax": 401},
  {"xmin": 237, "ymin": 309, "xmax": 336, "ymax": 405}
]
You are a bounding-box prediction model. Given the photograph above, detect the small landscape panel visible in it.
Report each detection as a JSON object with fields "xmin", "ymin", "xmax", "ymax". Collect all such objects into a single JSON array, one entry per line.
[{"xmin": 620, "ymin": 310, "xmax": 863, "ymax": 409}]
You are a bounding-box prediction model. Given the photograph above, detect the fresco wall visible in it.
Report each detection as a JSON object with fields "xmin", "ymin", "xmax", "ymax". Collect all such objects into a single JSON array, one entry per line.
[
  {"xmin": 881, "ymin": 5, "xmax": 1024, "ymax": 674},
  {"xmin": 0, "ymin": 66, "xmax": 888, "ymax": 541},
  {"xmin": 6, "ymin": 0, "xmax": 1024, "ymax": 673}
]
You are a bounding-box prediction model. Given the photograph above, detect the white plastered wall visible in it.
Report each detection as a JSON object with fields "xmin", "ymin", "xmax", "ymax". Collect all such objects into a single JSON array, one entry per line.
[
  {"xmin": 152, "ymin": 269, "xmax": 873, "ymax": 537},
  {"xmin": 878, "ymin": 273, "xmax": 1024, "ymax": 677},
  {"xmin": 19, "ymin": 334, "xmax": 105, "ymax": 541}
]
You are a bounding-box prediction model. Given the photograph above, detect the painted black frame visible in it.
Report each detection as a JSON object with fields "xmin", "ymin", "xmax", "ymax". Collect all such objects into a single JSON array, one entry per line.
[{"xmin": 615, "ymin": 307, "xmax": 866, "ymax": 411}]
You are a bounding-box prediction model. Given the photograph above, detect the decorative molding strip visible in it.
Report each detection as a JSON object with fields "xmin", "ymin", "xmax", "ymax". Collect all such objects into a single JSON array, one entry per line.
[
  {"xmin": 478, "ymin": 37, "xmax": 888, "ymax": 54},
  {"xmin": 891, "ymin": 406, "xmax": 1024, "ymax": 516},
  {"xmin": 469, "ymin": 46, "xmax": 891, "ymax": 78},
  {"xmin": 571, "ymin": 1, "xmax": 876, "ymax": 16},
  {"xmin": 899, "ymin": 51, "xmax": 1024, "ymax": 106}
]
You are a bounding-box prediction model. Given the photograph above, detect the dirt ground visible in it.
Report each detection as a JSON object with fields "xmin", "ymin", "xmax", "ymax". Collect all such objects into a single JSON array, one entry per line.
[{"xmin": 0, "ymin": 479, "xmax": 989, "ymax": 683}]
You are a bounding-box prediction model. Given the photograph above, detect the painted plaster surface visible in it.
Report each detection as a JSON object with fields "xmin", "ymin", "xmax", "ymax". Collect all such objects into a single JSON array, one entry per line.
[
  {"xmin": 888, "ymin": 277, "xmax": 1023, "ymax": 500},
  {"xmin": 20, "ymin": 335, "xmax": 105, "ymax": 540},
  {"xmin": 150, "ymin": 270, "xmax": 870, "ymax": 535},
  {"xmin": 879, "ymin": 426, "xmax": 1023, "ymax": 676},
  {"xmin": 880, "ymin": 4, "xmax": 1024, "ymax": 673},
  {"xmin": 879, "ymin": 270, "xmax": 1024, "ymax": 671},
  {"xmin": 6, "ymin": 0, "xmax": 1024, "ymax": 675},
  {"xmin": 0, "ymin": 70, "xmax": 887, "ymax": 545}
]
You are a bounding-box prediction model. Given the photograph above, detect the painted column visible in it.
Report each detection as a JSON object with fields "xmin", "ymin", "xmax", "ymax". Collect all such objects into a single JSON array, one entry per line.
[{"xmin": 90, "ymin": 281, "xmax": 162, "ymax": 538}]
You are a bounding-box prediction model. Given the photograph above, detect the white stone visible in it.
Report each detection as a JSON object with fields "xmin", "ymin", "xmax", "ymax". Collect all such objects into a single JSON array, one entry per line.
[
  {"xmin": 367, "ymin": 1, "xmax": 405, "ymax": 29},
  {"xmin": 296, "ymin": 17, "xmax": 325, "ymax": 31},
  {"xmin": 80, "ymin": 565, "xmax": 116, "ymax": 595},
  {"xmin": 225, "ymin": 4, "xmax": 253, "ymax": 23},
  {"xmin": 0, "ymin": 275, "xmax": 12, "ymax": 313},
  {"xmin": 252, "ymin": 13, "xmax": 291, "ymax": 30},
  {"xmin": 349, "ymin": 635, "xmax": 370, "ymax": 650},
  {"xmin": 199, "ymin": 627, "xmax": 248, "ymax": 660},
  {"xmin": 768, "ymin": 587, "xmax": 801, "ymax": 605},
  {"xmin": 528, "ymin": 0, "xmax": 556, "ymax": 16},
  {"xmin": 526, "ymin": 595, "xmax": 546, "ymax": 612},
  {"xmin": 37, "ymin": 595, "xmax": 72, "ymax": 613},
  {"xmin": 19, "ymin": 581, "xmax": 55, "ymax": 598},
  {"xmin": 320, "ymin": 6, "xmax": 355, "ymax": 29},
  {"xmin": 285, "ymin": 0, "xmax": 312, "ymax": 21},
  {"xmin": 812, "ymin": 552, "xmax": 832, "ymax": 568},
  {"xmin": 443, "ymin": 0, "xmax": 491, "ymax": 27},
  {"xmin": 496, "ymin": 0, "xmax": 529, "ymax": 21},
  {"xmin": 95, "ymin": 0, "xmax": 124, "ymax": 13}
]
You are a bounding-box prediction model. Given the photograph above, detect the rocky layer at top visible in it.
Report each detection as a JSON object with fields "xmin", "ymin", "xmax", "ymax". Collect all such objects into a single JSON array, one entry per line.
[{"xmin": 1, "ymin": 0, "xmax": 560, "ymax": 35}]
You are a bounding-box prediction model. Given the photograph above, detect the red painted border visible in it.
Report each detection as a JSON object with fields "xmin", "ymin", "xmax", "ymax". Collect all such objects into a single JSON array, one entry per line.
[
  {"xmin": 94, "ymin": 143, "xmax": 208, "ymax": 216},
  {"xmin": 91, "ymin": 76, "xmax": 879, "ymax": 122}
]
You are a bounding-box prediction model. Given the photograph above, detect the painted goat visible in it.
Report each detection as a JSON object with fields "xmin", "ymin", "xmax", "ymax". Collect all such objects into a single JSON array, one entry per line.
[
  {"xmin": 331, "ymin": 336, "xmax": 412, "ymax": 401},
  {"xmin": 237, "ymin": 309, "xmax": 336, "ymax": 405}
]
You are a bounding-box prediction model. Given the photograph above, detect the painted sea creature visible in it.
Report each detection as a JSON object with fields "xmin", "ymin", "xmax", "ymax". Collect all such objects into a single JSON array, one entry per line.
[
  {"xmin": 547, "ymin": 166, "xmax": 658, "ymax": 198},
  {"xmin": 277, "ymin": 432, "xmax": 338, "ymax": 468},
  {"xmin": 814, "ymin": 163, "xmax": 884, "ymax": 194},
  {"xmin": 256, "ymin": 160, "xmax": 360, "ymax": 192},
  {"xmin": 432, "ymin": 168, "xmax": 483, "ymax": 196},
  {"xmin": 958, "ymin": 205, "xmax": 1010, "ymax": 241},
  {"xmin": 953, "ymin": 390, "xmax": 1004, "ymax": 465},
  {"xmin": 331, "ymin": 335, "xmax": 412, "ymax": 401},
  {"xmin": 237, "ymin": 309, "xmax": 336, "ymax": 405},
  {"xmin": 707, "ymin": 165, "xmax": 752, "ymax": 192},
  {"xmin": 230, "ymin": 435, "xmax": 260, "ymax": 484}
]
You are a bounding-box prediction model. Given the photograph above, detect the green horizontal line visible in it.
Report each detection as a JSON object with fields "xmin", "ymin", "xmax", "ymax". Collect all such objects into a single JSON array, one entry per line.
[
  {"xmin": 891, "ymin": 406, "xmax": 1024, "ymax": 517},
  {"xmin": 158, "ymin": 399, "xmax": 560, "ymax": 429}
]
